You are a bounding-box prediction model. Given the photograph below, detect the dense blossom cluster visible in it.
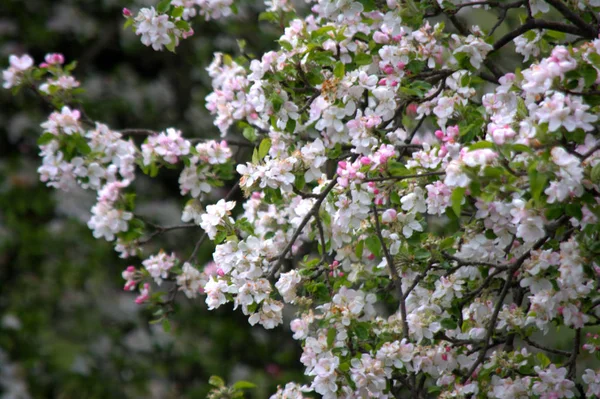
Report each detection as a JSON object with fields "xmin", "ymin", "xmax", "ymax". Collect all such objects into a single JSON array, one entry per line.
[{"xmin": 7, "ymin": 0, "xmax": 600, "ymax": 397}]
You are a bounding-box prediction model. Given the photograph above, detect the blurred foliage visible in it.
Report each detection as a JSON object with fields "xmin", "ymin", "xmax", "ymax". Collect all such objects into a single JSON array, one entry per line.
[{"xmin": 0, "ymin": 0, "xmax": 305, "ymax": 397}]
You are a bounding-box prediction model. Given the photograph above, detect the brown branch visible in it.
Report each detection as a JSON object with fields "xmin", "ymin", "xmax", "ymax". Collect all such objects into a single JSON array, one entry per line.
[
  {"xmin": 544, "ymin": 0, "xmax": 598, "ymax": 39},
  {"xmin": 364, "ymin": 171, "xmax": 445, "ymax": 183},
  {"xmin": 372, "ymin": 204, "xmax": 410, "ymax": 340},
  {"xmin": 523, "ymin": 336, "xmax": 571, "ymax": 357},
  {"xmin": 267, "ymin": 174, "xmax": 340, "ymax": 278}
]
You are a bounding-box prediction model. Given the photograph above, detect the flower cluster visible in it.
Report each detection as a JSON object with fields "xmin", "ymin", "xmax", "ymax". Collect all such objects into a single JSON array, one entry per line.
[{"xmin": 7, "ymin": 0, "xmax": 600, "ymax": 397}]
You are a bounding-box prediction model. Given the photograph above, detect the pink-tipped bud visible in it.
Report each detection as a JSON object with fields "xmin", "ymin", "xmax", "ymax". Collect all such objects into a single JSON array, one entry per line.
[
  {"xmin": 368, "ymin": 254, "xmax": 375, "ymax": 260},
  {"xmin": 126, "ymin": 266, "xmax": 136, "ymax": 272},
  {"xmin": 383, "ymin": 65, "xmax": 395, "ymax": 75},
  {"xmin": 217, "ymin": 268, "xmax": 225, "ymax": 277},
  {"xmin": 382, "ymin": 209, "xmax": 397, "ymax": 223},
  {"xmin": 441, "ymin": 353, "xmax": 448, "ymax": 361},
  {"xmin": 332, "ymin": 260, "xmax": 339, "ymax": 267},
  {"xmin": 182, "ymin": 28, "xmax": 194, "ymax": 39},
  {"xmin": 435, "ymin": 130, "xmax": 444, "ymax": 139},
  {"xmin": 329, "ymin": 271, "xmax": 334, "ymax": 276},
  {"xmin": 123, "ymin": 7, "xmax": 133, "ymax": 17},
  {"xmin": 44, "ymin": 53, "xmax": 65, "ymax": 66},
  {"xmin": 338, "ymin": 272, "xmax": 344, "ymax": 277},
  {"xmin": 379, "ymin": 78, "xmax": 387, "ymax": 85},
  {"xmin": 252, "ymin": 191, "xmax": 262, "ymax": 199},
  {"xmin": 396, "ymin": 62, "xmax": 406, "ymax": 70},
  {"xmin": 360, "ymin": 157, "xmax": 372, "ymax": 165},
  {"xmin": 407, "ymin": 103, "xmax": 418, "ymax": 116}
]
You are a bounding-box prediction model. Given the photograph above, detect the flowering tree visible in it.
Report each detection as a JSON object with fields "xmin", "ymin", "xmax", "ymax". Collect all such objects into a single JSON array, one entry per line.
[{"xmin": 5, "ymin": 0, "xmax": 600, "ymax": 397}]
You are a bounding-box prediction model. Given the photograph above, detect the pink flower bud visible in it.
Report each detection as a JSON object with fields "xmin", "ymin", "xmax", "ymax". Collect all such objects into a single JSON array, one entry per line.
[
  {"xmin": 338, "ymin": 272, "xmax": 344, "ymax": 277},
  {"xmin": 360, "ymin": 157, "xmax": 372, "ymax": 165},
  {"xmin": 383, "ymin": 65, "xmax": 395, "ymax": 75},
  {"xmin": 182, "ymin": 29, "xmax": 194, "ymax": 39},
  {"xmin": 368, "ymin": 254, "xmax": 375, "ymax": 260},
  {"xmin": 379, "ymin": 78, "xmax": 387, "ymax": 85},
  {"xmin": 123, "ymin": 8, "xmax": 133, "ymax": 17},
  {"xmin": 217, "ymin": 268, "xmax": 225, "ymax": 277},
  {"xmin": 382, "ymin": 209, "xmax": 397, "ymax": 223},
  {"xmin": 407, "ymin": 103, "xmax": 418, "ymax": 116},
  {"xmin": 435, "ymin": 130, "xmax": 444, "ymax": 139},
  {"xmin": 396, "ymin": 62, "xmax": 406, "ymax": 70}
]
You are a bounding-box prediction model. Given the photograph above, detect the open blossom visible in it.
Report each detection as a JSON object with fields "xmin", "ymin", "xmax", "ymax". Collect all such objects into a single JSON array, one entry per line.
[
  {"xmin": 199, "ymin": 199, "xmax": 235, "ymax": 240},
  {"xmin": 204, "ymin": 276, "xmax": 237, "ymax": 309},
  {"xmin": 10, "ymin": 2, "xmax": 600, "ymax": 397},
  {"xmin": 195, "ymin": 140, "xmax": 232, "ymax": 164},
  {"xmin": 2, "ymin": 54, "xmax": 34, "ymax": 89},
  {"xmin": 142, "ymin": 128, "xmax": 191, "ymax": 165},
  {"xmin": 87, "ymin": 189, "xmax": 133, "ymax": 242},
  {"xmin": 275, "ymin": 270, "xmax": 302, "ymax": 303},
  {"xmin": 41, "ymin": 106, "xmax": 83, "ymax": 136},
  {"xmin": 134, "ymin": 7, "xmax": 175, "ymax": 51},
  {"xmin": 142, "ymin": 252, "xmax": 177, "ymax": 285},
  {"xmin": 177, "ymin": 262, "xmax": 203, "ymax": 298},
  {"xmin": 270, "ymin": 382, "xmax": 309, "ymax": 399}
]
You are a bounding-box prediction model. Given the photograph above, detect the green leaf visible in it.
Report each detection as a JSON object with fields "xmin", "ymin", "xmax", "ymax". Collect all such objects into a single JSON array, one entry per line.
[
  {"xmin": 469, "ymin": 141, "xmax": 493, "ymax": 150},
  {"xmin": 157, "ymin": 0, "xmax": 171, "ymax": 13},
  {"xmin": 451, "ymin": 187, "xmax": 465, "ymax": 217},
  {"xmin": 334, "ymin": 61, "xmax": 345, "ymax": 78},
  {"xmin": 441, "ymin": 318, "xmax": 457, "ymax": 329},
  {"xmin": 170, "ymin": 6, "xmax": 184, "ymax": 18},
  {"xmin": 589, "ymin": 52, "xmax": 600, "ymax": 69},
  {"xmin": 165, "ymin": 35, "xmax": 177, "ymax": 53},
  {"xmin": 209, "ymin": 375, "xmax": 225, "ymax": 388},
  {"xmin": 232, "ymin": 381, "xmax": 257, "ymax": 390},
  {"xmin": 327, "ymin": 328, "xmax": 336, "ymax": 348},
  {"xmin": 270, "ymin": 93, "xmax": 284, "ymax": 112},
  {"xmin": 566, "ymin": 203, "xmax": 583, "ymax": 220},
  {"xmin": 37, "ymin": 133, "xmax": 56, "ymax": 146},
  {"xmin": 258, "ymin": 138, "xmax": 272, "ymax": 159},
  {"xmin": 356, "ymin": 0, "xmax": 376, "ymax": 11},
  {"xmin": 581, "ymin": 64, "xmax": 598, "ymax": 87},
  {"xmin": 528, "ymin": 165, "xmax": 548, "ymax": 204},
  {"xmin": 175, "ymin": 20, "xmax": 190, "ymax": 31},
  {"xmin": 536, "ymin": 352, "xmax": 551, "ymax": 368},
  {"xmin": 355, "ymin": 240, "xmax": 364, "ymax": 258},
  {"xmin": 591, "ymin": 163, "xmax": 600, "ymax": 184},
  {"xmin": 162, "ymin": 319, "xmax": 171, "ymax": 333},
  {"xmin": 365, "ymin": 235, "xmax": 381, "ymax": 257},
  {"xmin": 353, "ymin": 322, "xmax": 369, "ymax": 339},
  {"xmin": 354, "ymin": 53, "xmax": 373, "ymax": 66},
  {"xmin": 242, "ymin": 127, "xmax": 257, "ymax": 142}
]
